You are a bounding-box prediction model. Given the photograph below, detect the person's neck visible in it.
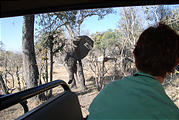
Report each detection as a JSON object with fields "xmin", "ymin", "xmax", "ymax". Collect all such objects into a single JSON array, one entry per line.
[
  {"xmin": 138, "ymin": 70, "xmax": 165, "ymax": 83},
  {"xmin": 153, "ymin": 76, "xmax": 165, "ymax": 83}
]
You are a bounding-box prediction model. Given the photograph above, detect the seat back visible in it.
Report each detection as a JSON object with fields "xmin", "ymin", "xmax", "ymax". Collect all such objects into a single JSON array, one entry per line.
[{"xmin": 17, "ymin": 91, "xmax": 83, "ymax": 120}]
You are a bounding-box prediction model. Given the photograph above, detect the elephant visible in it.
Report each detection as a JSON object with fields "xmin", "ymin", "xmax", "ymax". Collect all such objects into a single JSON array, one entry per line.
[{"xmin": 58, "ymin": 35, "xmax": 94, "ymax": 90}]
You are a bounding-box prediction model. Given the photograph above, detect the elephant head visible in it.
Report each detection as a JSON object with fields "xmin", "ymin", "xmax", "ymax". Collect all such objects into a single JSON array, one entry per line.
[
  {"xmin": 59, "ymin": 35, "xmax": 94, "ymax": 86},
  {"xmin": 72, "ymin": 35, "xmax": 94, "ymax": 60}
]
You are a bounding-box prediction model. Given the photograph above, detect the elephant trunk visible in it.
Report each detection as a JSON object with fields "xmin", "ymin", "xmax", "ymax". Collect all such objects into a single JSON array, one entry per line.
[
  {"xmin": 68, "ymin": 72, "xmax": 74, "ymax": 84},
  {"xmin": 63, "ymin": 58, "xmax": 77, "ymax": 86}
]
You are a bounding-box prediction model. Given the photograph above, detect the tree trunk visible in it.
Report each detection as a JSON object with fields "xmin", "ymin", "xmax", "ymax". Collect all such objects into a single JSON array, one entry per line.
[
  {"xmin": 77, "ymin": 60, "xmax": 87, "ymax": 91},
  {"xmin": 0, "ymin": 73, "xmax": 8, "ymax": 94},
  {"xmin": 4, "ymin": 57, "xmax": 8, "ymax": 85},
  {"xmin": 22, "ymin": 15, "xmax": 44, "ymax": 103},
  {"xmin": 38, "ymin": 63, "xmax": 42, "ymax": 86},
  {"xmin": 0, "ymin": 73, "xmax": 29, "ymax": 112},
  {"xmin": 16, "ymin": 66, "xmax": 21, "ymax": 91},
  {"xmin": 45, "ymin": 51, "xmax": 48, "ymax": 83},
  {"xmin": 22, "ymin": 15, "xmax": 39, "ymax": 89},
  {"xmin": 96, "ymin": 60, "xmax": 101, "ymax": 91},
  {"xmin": 7, "ymin": 72, "xmax": 15, "ymax": 89},
  {"xmin": 100, "ymin": 49, "xmax": 105, "ymax": 88},
  {"xmin": 112, "ymin": 58, "xmax": 117, "ymax": 81},
  {"xmin": 48, "ymin": 36, "xmax": 54, "ymax": 98},
  {"xmin": 61, "ymin": 19, "xmax": 75, "ymax": 38}
]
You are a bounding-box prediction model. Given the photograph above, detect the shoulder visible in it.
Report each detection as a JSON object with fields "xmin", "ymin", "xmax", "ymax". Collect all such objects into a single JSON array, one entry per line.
[
  {"xmin": 107, "ymin": 75, "xmax": 134, "ymax": 86},
  {"xmin": 102, "ymin": 76, "xmax": 132, "ymax": 91},
  {"xmin": 93, "ymin": 76, "xmax": 133, "ymax": 100}
]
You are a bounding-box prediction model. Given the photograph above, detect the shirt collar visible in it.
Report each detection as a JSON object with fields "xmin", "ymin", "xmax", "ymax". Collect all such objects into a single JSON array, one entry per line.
[
  {"xmin": 134, "ymin": 72, "xmax": 155, "ymax": 80},
  {"xmin": 134, "ymin": 72, "xmax": 165, "ymax": 94}
]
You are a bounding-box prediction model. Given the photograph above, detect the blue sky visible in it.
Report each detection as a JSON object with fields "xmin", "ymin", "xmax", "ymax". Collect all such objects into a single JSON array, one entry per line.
[
  {"xmin": 81, "ymin": 12, "xmax": 119, "ymax": 34},
  {"xmin": 1, "ymin": 16, "xmax": 23, "ymax": 52},
  {"xmin": 1, "ymin": 5, "xmax": 178, "ymax": 52},
  {"xmin": 0, "ymin": 10, "xmax": 120, "ymax": 52}
]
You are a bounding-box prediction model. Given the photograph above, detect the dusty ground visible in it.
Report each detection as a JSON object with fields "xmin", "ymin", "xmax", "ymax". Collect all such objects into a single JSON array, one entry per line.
[
  {"xmin": 52, "ymin": 64, "xmax": 99, "ymax": 118},
  {"xmin": 0, "ymin": 64, "xmax": 99, "ymax": 119},
  {"xmin": 0, "ymin": 64, "xmax": 178, "ymax": 120}
]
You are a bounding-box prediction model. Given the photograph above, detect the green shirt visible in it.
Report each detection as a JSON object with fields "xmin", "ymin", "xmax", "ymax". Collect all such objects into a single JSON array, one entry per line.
[{"xmin": 88, "ymin": 72, "xmax": 179, "ymax": 120}]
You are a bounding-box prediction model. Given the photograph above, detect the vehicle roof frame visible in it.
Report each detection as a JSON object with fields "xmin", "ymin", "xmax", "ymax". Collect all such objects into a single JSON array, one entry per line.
[{"xmin": 1, "ymin": 0, "xmax": 179, "ymax": 18}]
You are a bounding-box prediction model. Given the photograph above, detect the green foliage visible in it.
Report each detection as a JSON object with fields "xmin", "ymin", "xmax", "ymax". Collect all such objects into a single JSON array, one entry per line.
[
  {"xmin": 36, "ymin": 30, "xmax": 64, "ymax": 49},
  {"xmin": 92, "ymin": 29, "xmax": 120, "ymax": 51},
  {"xmin": 36, "ymin": 8, "xmax": 115, "ymax": 37},
  {"xmin": 35, "ymin": 8, "xmax": 116, "ymax": 60},
  {"xmin": 54, "ymin": 8, "xmax": 115, "ymax": 31}
]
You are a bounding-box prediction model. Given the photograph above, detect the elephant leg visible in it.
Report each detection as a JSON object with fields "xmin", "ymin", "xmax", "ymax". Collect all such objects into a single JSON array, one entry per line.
[
  {"xmin": 70, "ymin": 64, "xmax": 77, "ymax": 89},
  {"xmin": 74, "ymin": 72, "xmax": 78, "ymax": 84},
  {"xmin": 68, "ymin": 64, "xmax": 77, "ymax": 89},
  {"xmin": 63, "ymin": 60, "xmax": 77, "ymax": 88},
  {"xmin": 70, "ymin": 78, "xmax": 77, "ymax": 89},
  {"xmin": 67, "ymin": 72, "xmax": 77, "ymax": 89},
  {"xmin": 77, "ymin": 60, "xmax": 87, "ymax": 90}
]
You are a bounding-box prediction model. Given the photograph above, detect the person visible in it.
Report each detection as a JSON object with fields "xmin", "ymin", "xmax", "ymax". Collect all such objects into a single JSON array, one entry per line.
[{"xmin": 87, "ymin": 24, "xmax": 179, "ymax": 120}]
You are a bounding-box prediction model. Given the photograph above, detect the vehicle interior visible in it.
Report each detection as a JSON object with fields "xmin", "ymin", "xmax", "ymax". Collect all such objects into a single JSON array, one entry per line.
[{"xmin": 0, "ymin": 0, "xmax": 179, "ymax": 120}]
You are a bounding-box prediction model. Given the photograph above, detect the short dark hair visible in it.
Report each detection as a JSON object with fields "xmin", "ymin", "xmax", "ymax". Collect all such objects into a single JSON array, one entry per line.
[{"xmin": 133, "ymin": 24, "xmax": 179, "ymax": 77}]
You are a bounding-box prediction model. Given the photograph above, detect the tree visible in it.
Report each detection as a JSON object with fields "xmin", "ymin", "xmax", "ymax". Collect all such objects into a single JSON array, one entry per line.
[
  {"xmin": 36, "ymin": 12, "xmax": 65, "ymax": 88},
  {"xmin": 36, "ymin": 8, "xmax": 114, "ymax": 90},
  {"xmin": 145, "ymin": 6, "xmax": 179, "ymax": 85},
  {"xmin": 90, "ymin": 29, "xmax": 120, "ymax": 90},
  {"xmin": 36, "ymin": 8, "xmax": 115, "ymax": 38},
  {"xmin": 23, "ymin": 14, "xmax": 48, "ymax": 101},
  {"xmin": 116, "ymin": 7, "xmax": 142, "ymax": 76},
  {"xmin": 144, "ymin": 5, "xmax": 169, "ymax": 24},
  {"xmin": 35, "ymin": 33, "xmax": 50, "ymax": 85},
  {"xmin": 22, "ymin": 15, "xmax": 39, "ymax": 89},
  {"xmin": 161, "ymin": 9, "xmax": 179, "ymax": 31},
  {"xmin": 143, "ymin": 5, "xmax": 179, "ymax": 29},
  {"xmin": 0, "ymin": 72, "xmax": 8, "ymax": 94},
  {"xmin": 22, "ymin": 14, "xmax": 48, "ymax": 102},
  {"xmin": 35, "ymin": 29, "xmax": 65, "ymax": 96}
]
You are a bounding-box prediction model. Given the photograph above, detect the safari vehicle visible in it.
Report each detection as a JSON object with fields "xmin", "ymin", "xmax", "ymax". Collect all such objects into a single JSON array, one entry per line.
[{"xmin": 0, "ymin": 0, "xmax": 179, "ymax": 120}]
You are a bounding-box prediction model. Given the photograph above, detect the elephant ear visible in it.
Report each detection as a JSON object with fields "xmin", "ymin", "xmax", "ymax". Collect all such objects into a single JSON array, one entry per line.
[{"xmin": 73, "ymin": 35, "xmax": 94, "ymax": 60}]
